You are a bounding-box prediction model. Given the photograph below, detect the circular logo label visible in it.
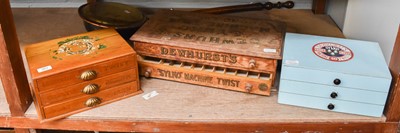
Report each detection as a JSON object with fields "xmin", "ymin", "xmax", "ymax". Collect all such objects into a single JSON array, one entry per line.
[
  {"xmin": 50, "ymin": 36, "xmax": 107, "ymax": 60},
  {"xmin": 312, "ymin": 42, "xmax": 353, "ymax": 62}
]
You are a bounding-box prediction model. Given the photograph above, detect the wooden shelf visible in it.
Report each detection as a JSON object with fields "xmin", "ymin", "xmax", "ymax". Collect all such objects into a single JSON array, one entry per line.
[
  {"xmin": 0, "ymin": 78, "xmax": 392, "ymax": 132},
  {"xmin": 0, "ymin": 80, "xmax": 11, "ymax": 116},
  {"xmin": 22, "ymin": 78, "xmax": 386, "ymax": 123},
  {"xmin": 3, "ymin": 76, "xmax": 387, "ymax": 123}
]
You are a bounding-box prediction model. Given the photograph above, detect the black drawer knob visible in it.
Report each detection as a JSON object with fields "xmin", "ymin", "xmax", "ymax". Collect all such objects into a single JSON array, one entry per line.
[
  {"xmin": 330, "ymin": 92, "xmax": 338, "ymax": 98},
  {"xmin": 333, "ymin": 78, "xmax": 341, "ymax": 85},
  {"xmin": 327, "ymin": 103, "xmax": 335, "ymax": 110}
]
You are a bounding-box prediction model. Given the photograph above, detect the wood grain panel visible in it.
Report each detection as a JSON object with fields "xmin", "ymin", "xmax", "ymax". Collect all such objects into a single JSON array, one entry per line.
[
  {"xmin": 131, "ymin": 10, "xmax": 285, "ymax": 60},
  {"xmin": 385, "ymin": 25, "xmax": 400, "ymax": 121},
  {"xmin": 312, "ymin": 0, "xmax": 327, "ymax": 14},
  {"xmin": 25, "ymin": 29, "xmax": 136, "ymax": 79},
  {"xmin": 0, "ymin": 0, "xmax": 32, "ymax": 116},
  {"xmin": 1, "ymin": 1, "xmax": 33, "ymax": 133},
  {"xmin": 34, "ymin": 54, "xmax": 136, "ymax": 92},
  {"xmin": 135, "ymin": 42, "xmax": 278, "ymax": 73},
  {"xmin": 42, "ymin": 81, "xmax": 141, "ymax": 122},
  {"xmin": 139, "ymin": 60, "xmax": 272, "ymax": 96},
  {"xmin": 86, "ymin": 0, "xmax": 97, "ymax": 3},
  {"xmin": 24, "ymin": 29, "xmax": 142, "ymax": 122},
  {"xmin": 0, "ymin": 116, "xmax": 397, "ymax": 133},
  {"xmin": 39, "ymin": 69, "xmax": 137, "ymax": 106}
]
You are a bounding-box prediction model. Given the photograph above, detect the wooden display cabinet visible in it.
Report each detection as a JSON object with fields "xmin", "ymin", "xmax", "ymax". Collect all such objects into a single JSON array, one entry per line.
[{"xmin": 1, "ymin": 0, "xmax": 400, "ymax": 132}]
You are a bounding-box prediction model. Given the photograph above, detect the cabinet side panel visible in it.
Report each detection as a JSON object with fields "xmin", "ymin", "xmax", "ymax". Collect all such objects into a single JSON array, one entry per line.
[
  {"xmin": 385, "ymin": 25, "xmax": 400, "ymax": 121},
  {"xmin": 0, "ymin": 0, "xmax": 32, "ymax": 116}
]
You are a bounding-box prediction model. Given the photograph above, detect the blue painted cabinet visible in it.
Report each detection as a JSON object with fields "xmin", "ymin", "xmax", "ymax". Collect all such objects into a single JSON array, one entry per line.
[{"xmin": 278, "ymin": 33, "xmax": 392, "ymax": 117}]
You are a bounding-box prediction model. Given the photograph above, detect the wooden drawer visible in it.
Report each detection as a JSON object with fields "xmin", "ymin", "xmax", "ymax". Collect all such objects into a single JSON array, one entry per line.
[
  {"xmin": 36, "ymin": 55, "xmax": 137, "ymax": 92},
  {"xmin": 281, "ymin": 66, "xmax": 391, "ymax": 92},
  {"xmin": 279, "ymin": 79, "xmax": 388, "ymax": 105},
  {"xmin": 278, "ymin": 33, "xmax": 392, "ymax": 117},
  {"xmin": 131, "ymin": 10, "xmax": 284, "ymax": 86},
  {"xmin": 39, "ymin": 69, "xmax": 137, "ymax": 106},
  {"xmin": 134, "ymin": 42, "xmax": 277, "ymax": 73},
  {"xmin": 278, "ymin": 92, "xmax": 385, "ymax": 117},
  {"xmin": 25, "ymin": 29, "xmax": 142, "ymax": 121},
  {"xmin": 42, "ymin": 81, "xmax": 140, "ymax": 120},
  {"xmin": 139, "ymin": 58, "xmax": 272, "ymax": 96},
  {"xmin": 131, "ymin": 10, "xmax": 284, "ymax": 62}
]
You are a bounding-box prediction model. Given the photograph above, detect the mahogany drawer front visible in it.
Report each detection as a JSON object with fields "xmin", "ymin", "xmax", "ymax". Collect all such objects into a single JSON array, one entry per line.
[
  {"xmin": 39, "ymin": 69, "xmax": 137, "ymax": 106},
  {"xmin": 134, "ymin": 42, "xmax": 277, "ymax": 73},
  {"xmin": 42, "ymin": 81, "xmax": 139, "ymax": 119},
  {"xmin": 36, "ymin": 54, "xmax": 137, "ymax": 92},
  {"xmin": 279, "ymin": 80, "xmax": 388, "ymax": 105},
  {"xmin": 281, "ymin": 66, "xmax": 391, "ymax": 93},
  {"xmin": 278, "ymin": 92, "xmax": 384, "ymax": 117}
]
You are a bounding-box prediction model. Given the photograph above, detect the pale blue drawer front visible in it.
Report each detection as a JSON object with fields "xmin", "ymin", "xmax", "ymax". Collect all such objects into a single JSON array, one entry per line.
[
  {"xmin": 279, "ymin": 80, "xmax": 388, "ymax": 105},
  {"xmin": 278, "ymin": 92, "xmax": 384, "ymax": 117},
  {"xmin": 281, "ymin": 66, "xmax": 391, "ymax": 93}
]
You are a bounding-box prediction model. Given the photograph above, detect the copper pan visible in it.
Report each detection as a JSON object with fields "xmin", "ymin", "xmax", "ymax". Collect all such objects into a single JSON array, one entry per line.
[{"xmin": 78, "ymin": 1, "xmax": 294, "ymax": 41}]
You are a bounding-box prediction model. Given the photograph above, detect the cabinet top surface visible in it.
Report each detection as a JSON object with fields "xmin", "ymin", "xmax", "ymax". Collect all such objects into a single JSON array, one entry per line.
[
  {"xmin": 25, "ymin": 28, "xmax": 135, "ymax": 79},
  {"xmin": 283, "ymin": 33, "xmax": 391, "ymax": 79},
  {"xmin": 131, "ymin": 10, "xmax": 285, "ymax": 59}
]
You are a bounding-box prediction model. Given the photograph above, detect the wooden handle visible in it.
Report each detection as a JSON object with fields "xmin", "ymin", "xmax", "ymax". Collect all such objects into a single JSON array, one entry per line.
[
  {"xmin": 265, "ymin": 1, "xmax": 295, "ymax": 10},
  {"xmin": 194, "ymin": 3, "xmax": 265, "ymax": 14},
  {"xmin": 193, "ymin": 1, "xmax": 295, "ymax": 14}
]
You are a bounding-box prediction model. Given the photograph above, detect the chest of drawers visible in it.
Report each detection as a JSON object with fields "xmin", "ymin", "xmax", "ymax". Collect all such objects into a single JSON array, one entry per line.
[
  {"xmin": 131, "ymin": 10, "xmax": 285, "ymax": 96},
  {"xmin": 278, "ymin": 33, "xmax": 392, "ymax": 117},
  {"xmin": 25, "ymin": 29, "xmax": 142, "ymax": 121}
]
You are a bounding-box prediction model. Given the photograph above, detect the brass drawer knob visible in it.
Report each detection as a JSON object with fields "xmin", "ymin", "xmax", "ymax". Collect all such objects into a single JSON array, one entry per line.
[
  {"xmin": 80, "ymin": 70, "xmax": 97, "ymax": 81},
  {"xmin": 144, "ymin": 69, "xmax": 152, "ymax": 78},
  {"xmin": 82, "ymin": 84, "xmax": 100, "ymax": 94},
  {"xmin": 85, "ymin": 97, "xmax": 101, "ymax": 107},
  {"xmin": 258, "ymin": 83, "xmax": 268, "ymax": 91},
  {"xmin": 249, "ymin": 59, "xmax": 256, "ymax": 68},
  {"xmin": 245, "ymin": 83, "xmax": 253, "ymax": 92}
]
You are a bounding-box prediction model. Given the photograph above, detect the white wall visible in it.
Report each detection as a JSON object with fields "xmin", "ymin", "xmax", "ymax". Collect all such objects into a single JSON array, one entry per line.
[
  {"xmin": 11, "ymin": 0, "xmax": 86, "ymax": 7},
  {"xmin": 326, "ymin": 0, "xmax": 348, "ymax": 30},
  {"xmin": 343, "ymin": 0, "xmax": 400, "ymax": 64}
]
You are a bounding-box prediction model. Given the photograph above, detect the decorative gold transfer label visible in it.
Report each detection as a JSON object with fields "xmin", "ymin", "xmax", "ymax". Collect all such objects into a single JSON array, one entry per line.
[{"xmin": 50, "ymin": 36, "xmax": 107, "ymax": 60}]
